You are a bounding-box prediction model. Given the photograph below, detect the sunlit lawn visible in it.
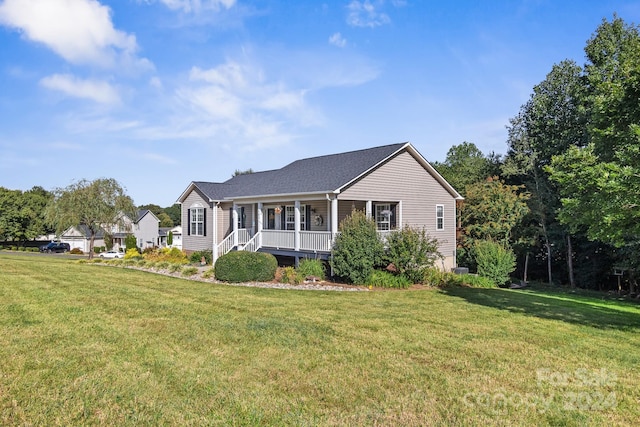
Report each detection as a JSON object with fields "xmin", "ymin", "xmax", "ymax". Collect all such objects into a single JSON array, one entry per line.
[{"xmin": 1, "ymin": 253, "xmax": 639, "ymax": 426}]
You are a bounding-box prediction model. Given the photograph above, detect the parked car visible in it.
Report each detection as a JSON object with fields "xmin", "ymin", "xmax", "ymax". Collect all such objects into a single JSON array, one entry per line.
[
  {"xmin": 39, "ymin": 242, "xmax": 71, "ymax": 253},
  {"xmin": 99, "ymin": 250, "xmax": 122, "ymax": 259}
]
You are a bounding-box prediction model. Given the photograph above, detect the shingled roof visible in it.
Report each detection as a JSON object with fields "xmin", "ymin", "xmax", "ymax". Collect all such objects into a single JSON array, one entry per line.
[{"xmin": 180, "ymin": 142, "xmax": 461, "ymax": 202}]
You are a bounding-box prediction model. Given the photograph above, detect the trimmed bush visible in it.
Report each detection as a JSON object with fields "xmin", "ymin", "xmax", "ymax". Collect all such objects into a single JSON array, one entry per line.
[
  {"xmin": 365, "ymin": 270, "xmax": 412, "ymax": 289},
  {"xmin": 474, "ymin": 240, "xmax": 516, "ymax": 287},
  {"xmin": 331, "ymin": 210, "xmax": 385, "ymax": 284},
  {"xmin": 214, "ymin": 251, "xmax": 278, "ymax": 283},
  {"xmin": 143, "ymin": 247, "xmax": 188, "ymax": 264},
  {"xmin": 69, "ymin": 248, "xmax": 83, "ymax": 255},
  {"xmin": 462, "ymin": 274, "xmax": 496, "ymax": 288}
]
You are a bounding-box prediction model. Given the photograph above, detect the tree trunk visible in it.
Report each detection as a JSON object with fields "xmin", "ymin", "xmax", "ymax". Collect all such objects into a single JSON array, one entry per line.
[
  {"xmin": 523, "ymin": 252, "xmax": 529, "ymax": 283},
  {"xmin": 540, "ymin": 222, "xmax": 553, "ymax": 285},
  {"xmin": 566, "ymin": 234, "xmax": 575, "ymax": 288}
]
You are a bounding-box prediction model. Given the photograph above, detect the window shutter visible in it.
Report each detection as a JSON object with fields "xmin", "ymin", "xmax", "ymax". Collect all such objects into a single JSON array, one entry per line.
[
  {"xmin": 187, "ymin": 209, "xmax": 191, "ymax": 235},
  {"xmin": 281, "ymin": 208, "xmax": 286, "ymax": 230},
  {"xmin": 203, "ymin": 208, "xmax": 207, "ymax": 236},
  {"xmin": 305, "ymin": 205, "xmax": 311, "ymax": 230},
  {"xmin": 240, "ymin": 207, "xmax": 245, "ymax": 229}
]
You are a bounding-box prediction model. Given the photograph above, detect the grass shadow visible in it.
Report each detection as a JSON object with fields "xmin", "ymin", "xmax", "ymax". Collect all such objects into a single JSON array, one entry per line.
[{"xmin": 439, "ymin": 285, "xmax": 640, "ymax": 330}]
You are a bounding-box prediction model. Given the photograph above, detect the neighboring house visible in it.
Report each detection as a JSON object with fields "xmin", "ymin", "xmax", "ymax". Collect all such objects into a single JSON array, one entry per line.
[
  {"xmin": 177, "ymin": 142, "xmax": 463, "ymax": 270},
  {"xmin": 134, "ymin": 210, "xmax": 161, "ymax": 250},
  {"xmin": 160, "ymin": 225, "xmax": 183, "ymax": 249},
  {"xmin": 60, "ymin": 225, "xmax": 105, "ymax": 253},
  {"xmin": 109, "ymin": 210, "xmax": 163, "ymax": 251}
]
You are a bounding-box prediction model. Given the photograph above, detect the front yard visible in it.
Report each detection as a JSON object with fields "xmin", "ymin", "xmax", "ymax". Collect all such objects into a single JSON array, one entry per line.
[{"xmin": 1, "ymin": 253, "xmax": 639, "ymax": 425}]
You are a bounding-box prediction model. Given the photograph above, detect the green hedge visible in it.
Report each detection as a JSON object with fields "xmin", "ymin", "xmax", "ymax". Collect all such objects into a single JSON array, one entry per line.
[{"xmin": 214, "ymin": 251, "xmax": 278, "ymax": 283}]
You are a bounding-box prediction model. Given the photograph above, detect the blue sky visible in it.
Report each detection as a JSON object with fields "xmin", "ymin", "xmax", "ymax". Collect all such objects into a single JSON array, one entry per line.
[{"xmin": 1, "ymin": 0, "xmax": 638, "ymax": 207}]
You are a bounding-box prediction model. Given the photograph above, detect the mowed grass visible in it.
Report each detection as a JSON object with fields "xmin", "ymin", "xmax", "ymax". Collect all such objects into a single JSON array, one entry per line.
[{"xmin": 1, "ymin": 254, "xmax": 639, "ymax": 426}]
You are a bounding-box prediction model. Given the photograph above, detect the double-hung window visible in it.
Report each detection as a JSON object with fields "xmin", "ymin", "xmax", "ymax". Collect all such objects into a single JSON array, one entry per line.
[
  {"xmin": 375, "ymin": 204, "xmax": 392, "ymax": 231},
  {"xmin": 190, "ymin": 206, "xmax": 204, "ymax": 236},
  {"xmin": 436, "ymin": 205, "xmax": 444, "ymax": 231},
  {"xmin": 284, "ymin": 205, "xmax": 306, "ymax": 230}
]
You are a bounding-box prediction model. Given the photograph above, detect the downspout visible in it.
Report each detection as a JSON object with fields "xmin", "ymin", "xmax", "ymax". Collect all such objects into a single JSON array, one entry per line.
[{"xmin": 212, "ymin": 201, "xmax": 219, "ymax": 263}]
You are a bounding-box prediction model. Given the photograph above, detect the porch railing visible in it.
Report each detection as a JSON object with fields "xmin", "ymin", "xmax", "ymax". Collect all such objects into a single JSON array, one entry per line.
[
  {"xmin": 241, "ymin": 232, "xmax": 260, "ymax": 252},
  {"xmin": 300, "ymin": 231, "xmax": 333, "ymax": 252},
  {"xmin": 217, "ymin": 232, "xmax": 236, "ymax": 257},
  {"xmin": 262, "ymin": 230, "xmax": 295, "ymax": 249}
]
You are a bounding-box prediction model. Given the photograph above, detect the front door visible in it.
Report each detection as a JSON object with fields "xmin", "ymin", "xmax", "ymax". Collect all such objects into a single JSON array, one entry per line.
[{"xmin": 266, "ymin": 208, "xmax": 276, "ymax": 229}]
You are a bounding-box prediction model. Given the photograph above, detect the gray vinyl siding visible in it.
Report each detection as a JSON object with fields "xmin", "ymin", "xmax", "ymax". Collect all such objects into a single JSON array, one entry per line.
[
  {"xmin": 339, "ymin": 150, "xmax": 458, "ymax": 268},
  {"xmin": 182, "ymin": 190, "xmax": 214, "ymax": 252}
]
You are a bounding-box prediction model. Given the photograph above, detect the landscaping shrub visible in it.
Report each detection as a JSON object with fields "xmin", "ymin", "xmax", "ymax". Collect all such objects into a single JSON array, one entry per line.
[
  {"xmin": 202, "ymin": 268, "xmax": 215, "ymax": 279},
  {"xmin": 124, "ymin": 248, "xmax": 142, "ymax": 260},
  {"xmin": 190, "ymin": 250, "xmax": 212, "ymax": 265},
  {"xmin": 462, "ymin": 274, "xmax": 496, "ymax": 288},
  {"xmin": 297, "ymin": 258, "xmax": 325, "ymax": 281},
  {"xmin": 281, "ymin": 266, "xmax": 301, "ymax": 285},
  {"xmin": 181, "ymin": 266, "xmax": 198, "ymax": 277},
  {"xmin": 69, "ymin": 248, "xmax": 83, "ymax": 255},
  {"xmin": 168, "ymin": 263, "xmax": 182, "ymax": 273},
  {"xmin": 473, "ymin": 240, "xmax": 516, "ymax": 287},
  {"xmin": 331, "ymin": 210, "xmax": 385, "ymax": 284},
  {"xmin": 125, "ymin": 234, "xmax": 137, "ymax": 251},
  {"xmin": 365, "ymin": 270, "xmax": 413, "ymax": 289},
  {"xmin": 214, "ymin": 251, "xmax": 278, "ymax": 283},
  {"xmin": 384, "ymin": 226, "xmax": 443, "ymax": 283},
  {"xmin": 421, "ymin": 268, "xmax": 464, "ymax": 287},
  {"xmin": 143, "ymin": 247, "xmax": 188, "ymax": 264}
]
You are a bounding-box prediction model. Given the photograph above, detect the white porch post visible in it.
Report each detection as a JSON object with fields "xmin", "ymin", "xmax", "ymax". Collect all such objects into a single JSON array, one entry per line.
[
  {"xmin": 397, "ymin": 200, "xmax": 403, "ymax": 229},
  {"xmin": 212, "ymin": 203, "xmax": 219, "ymax": 261},
  {"xmin": 294, "ymin": 200, "xmax": 301, "ymax": 251},
  {"xmin": 331, "ymin": 197, "xmax": 338, "ymax": 237},
  {"xmin": 366, "ymin": 200, "xmax": 372, "ymax": 219},
  {"xmin": 257, "ymin": 202, "xmax": 263, "ymax": 248},
  {"xmin": 232, "ymin": 203, "xmax": 238, "ymax": 247}
]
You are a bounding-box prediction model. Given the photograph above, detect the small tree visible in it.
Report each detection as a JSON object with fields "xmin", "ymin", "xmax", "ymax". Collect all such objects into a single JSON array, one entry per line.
[
  {"xmin": 125, "ymin": 234, "xmax": 137, "ymax": 251},
  {"xmin": 167, "ymin": 231, "xmax": 174, "ymax": 246},
  {"xmin": 474, "ymin": 240, "xmax": 516, "ymax": 287},
  {"xmin": 104, "ymin": 233, "xmax": 114, "ymax": 251},
  {"xmin": 331, "ymin": 210, "xmax": 384, "ymax": 284},
  {"xmin": 385, "ymin": 227, "xmax": 443, "ymax": 283}
]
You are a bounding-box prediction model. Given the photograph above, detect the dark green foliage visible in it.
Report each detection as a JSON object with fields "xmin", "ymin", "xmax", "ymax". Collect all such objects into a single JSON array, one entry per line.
[
  {"xmin": 125, "ymin": 234, "xmax": 137, "ymax": 251},
  {"xmin": 190, "ymin": 250, "xmax": 212, "ymax": 265},
  {"xmin": 297, "ymin": 259, "xmax": 325, "ymax": 281},
  {"xmin": 385, "ymin": 226, "xmax": 442, "ymax": 283},
  {"xmin": 214, "ymin": 251, "xmax": 278, "ymax": 283},
  {"xmin": 365, "ymin": 270, "xmax": 412, "ymax": 289},
  {"xmin": 474, "ymin": 240, "xmax": 516, "ymax": 287},
  {"xmin": 331, "ymin": 210, "xmax": 384, "ymax": 284},
  {"xmin": 167, "ymin": 231, "xmax": 173, "ymax": 246}
]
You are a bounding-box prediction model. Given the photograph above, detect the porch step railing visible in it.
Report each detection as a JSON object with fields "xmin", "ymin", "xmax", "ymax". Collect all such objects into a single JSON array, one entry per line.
[
  {"xmin": 217, "ymin": 232, "xmax": 236, "ymax": 257},
  {"xmin": 241, "ymin": 233, "xmax": 260, "ymax": 252}
]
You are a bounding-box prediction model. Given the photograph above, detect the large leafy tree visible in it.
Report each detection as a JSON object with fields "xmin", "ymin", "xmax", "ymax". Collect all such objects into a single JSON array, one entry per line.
[
  {"xmin": 503, "ymin": 60, "xmax": 588, "ymax": 285},
  {"xmin": 548, "ymin": 17, "xmax": 640, "ymax": 249},
  {"xmin": 45, "ymin": 178, "xmax": 137, "ymax": 258},
  {"xmin": 0, "ymin": 186, "xmax": 52, "ymax": 244},
  {"xmin": 432, "ymin": 142, "xmax": 500, "ymax": 196}
]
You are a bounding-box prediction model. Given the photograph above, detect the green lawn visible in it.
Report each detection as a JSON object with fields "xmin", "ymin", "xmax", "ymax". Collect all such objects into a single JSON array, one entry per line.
[{"xmin": 1, "ymin": 253, "xmax": 639, "ymax": 426}]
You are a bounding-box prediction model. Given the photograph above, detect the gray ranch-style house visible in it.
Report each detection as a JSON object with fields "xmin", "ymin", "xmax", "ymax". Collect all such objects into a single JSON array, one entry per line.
[{"xmin": 177, "ymin": 142, "xmax": 463, "ymax": 270}]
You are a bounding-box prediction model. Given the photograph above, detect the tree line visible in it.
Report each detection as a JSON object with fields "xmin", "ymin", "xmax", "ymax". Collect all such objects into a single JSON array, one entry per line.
[
  {"xmin": 434, "ymin": 15, "xmax": 640, "ymax": 293},
  {"xmin": 0, "ymin": 182, "xmax": 181, "ymax": 244}
]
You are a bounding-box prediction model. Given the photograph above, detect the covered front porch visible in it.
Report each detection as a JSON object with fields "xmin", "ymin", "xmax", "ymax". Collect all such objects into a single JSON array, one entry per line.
[{"xmin": 213, "ymin": 197, "xmax": 398, "ymax": 262}]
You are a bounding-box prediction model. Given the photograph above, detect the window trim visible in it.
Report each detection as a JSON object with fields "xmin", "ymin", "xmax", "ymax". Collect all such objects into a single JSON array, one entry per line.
[
  {"xmin": 189, "ymin": 204, "xmax": 205, "ymax": 236},
  {"xmin": 375, "ymin": 203, "xmax": 392, "ymax": 231},
  {"xmin": 436, "ymin": 204, "xmax": 444, "ymax": 231}
]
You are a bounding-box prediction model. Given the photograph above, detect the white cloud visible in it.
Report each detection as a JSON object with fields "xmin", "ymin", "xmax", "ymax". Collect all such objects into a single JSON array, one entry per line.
[
  {"xmin": 156, "ymin": 0, "xmax": 236, "ymax": 13},
  {"xmin": 40, "ymin": 74, "xmax": 120, "ymax": 104},
  {"xmin": 329, "ymin": 32, "xmax": 347, "ymax": 48},
  {"xmin": 346, "ymin": 0, "xmax": 390, "ymax": 28},
  {"xmin": 0, "ymin": 0, "xmax": 149, "ymax": 70}
]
